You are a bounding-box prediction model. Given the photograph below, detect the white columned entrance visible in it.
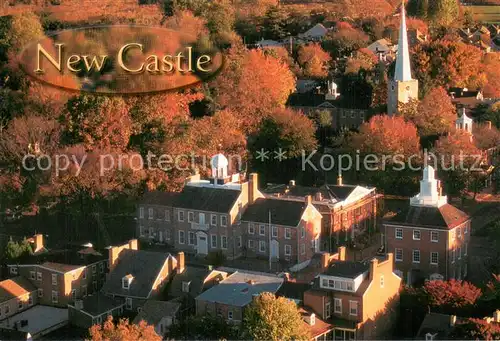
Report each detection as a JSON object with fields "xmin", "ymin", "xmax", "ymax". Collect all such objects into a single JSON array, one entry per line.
[{"xmin": 196, "ymin": 232, "xmax": 208, "ymax": 255}]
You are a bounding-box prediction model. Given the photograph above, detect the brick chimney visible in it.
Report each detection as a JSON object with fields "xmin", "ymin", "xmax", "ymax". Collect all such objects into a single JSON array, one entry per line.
[
  {"xmin": 337, "ymin": 175, "xmax": 343, "ymax": 186},
  {"xmin": 305, "ymin": 195, "xmax": 312, "ymax": 206},
  {"xmin": 338, "ymin": 246, "xmax": 346, "ymax": 261},
  {"xmin": 109, "ymin": 239, "xmax": 138, "ymax": 272},
  {"xmin": 369, "ymin": 258, "xmax": 379, "ymax": 282},
  {"xmin": 129, "ymin": 239, "xmax": 138, "ymax": 250},
  {"xmin": 321, "ymin": 252, "xmax": 330, "ymax": 271},
  {"xmin": 177, "ymin": 252, "xmax": 185, "ymax": 274},
  {"xmin": 486, "ymin": 121, "xmax": 492, "ymax": 130},
  {"xmin": 249, "ymin": 173, "xmax": 259, "ymax": 204},
  {"xmin": 494, "ymin": 310, "xmax": 500, "ymax": 322},
  {"xmin": 33, "ymin": 234, "xmax": 44, "ymax": 253}
]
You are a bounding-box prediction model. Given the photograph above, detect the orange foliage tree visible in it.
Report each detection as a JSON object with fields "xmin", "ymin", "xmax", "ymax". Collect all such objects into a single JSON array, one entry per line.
[
  {"xmin": 88, "ymin": 316, "xmax": 160, "ymax": 341},
  {"xmin": 323, "ymin": 23, "xmax": 370, "ymax": 58},
  {"xmin": 344, "ymin": 48, "xmax": 378, "ymax": 74},
  {"xmin": 481, "ymin": 52, "xmax": 500, "ymax": 98},
  {"xmin": 399, "ymin": 87, "xmax": 456, "ymax": 136},
  {"xmin": 350, "ymin": 115, "xmax": 421, "ymax": 157},
  {"xmin": 434, "ymin": 129, "xmax": 482, "ymax": 167},
  {"xmin": 297, "ymin": 43, "xmax": 331, "ymax": 78},
  {"xmin": 213, "ymin": 46, "xmax": 296, "ymax": 132},
  {"xmin": 473, "ymin": 123, "xmax": 500, "ymax": 151}
]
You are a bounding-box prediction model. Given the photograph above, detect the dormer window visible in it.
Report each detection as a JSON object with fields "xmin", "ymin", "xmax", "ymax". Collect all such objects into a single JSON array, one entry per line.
[
  {"xmin": 182, "ymin": 281, "xmax": 191, "ymax": 293},
  {"xmin": 122, "ymin": 275, "xmax": 133, "ymax": 289},
  {"xmin": 425, "ymin": 333, "xmax": 436, "ymax": 341}
]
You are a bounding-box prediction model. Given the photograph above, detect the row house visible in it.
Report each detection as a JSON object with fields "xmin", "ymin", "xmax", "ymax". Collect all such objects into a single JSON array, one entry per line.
[
  {"xmin": 7, "ymin": 235, "xmax": 109, "ymax": 308},
  {"xmin": 137, "ymin": 154, "xmax": 323, "ymax": 267},
  {"xmin": 384, "ymin": 166, "xmax": 471, "ymax": 285},
  {"xmin": 264, "ymin": 176, "xmax": 378, "ymax": 252},
  {"xmin": 303, "ymin": 252, "xmax": 401, "ymax": 340}
]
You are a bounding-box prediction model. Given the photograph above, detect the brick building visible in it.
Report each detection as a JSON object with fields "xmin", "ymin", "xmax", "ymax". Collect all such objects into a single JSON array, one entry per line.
[
  {"xmin": 264, "ymin": 178, "xmax": 378, "ymax": 252},
  {"xmin": 0, "ymin": 277, "xmax": 37, "ymax": 321},
  {"xmin": 137, "ymin": 154, "xmax": 323, "ymax": 267},
  {"xmin": 303, "ymin": 252, "xmax": 401, "ymax": 340},
  {"xmin": 384, "ymin": 166, "xmax": 471, "ymax": 285}
]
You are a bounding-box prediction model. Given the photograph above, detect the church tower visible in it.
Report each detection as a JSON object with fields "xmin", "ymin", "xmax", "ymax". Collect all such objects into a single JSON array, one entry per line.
[{"xmin": 387, "ymin": 2, "xmax": 419, "ymax": 116}]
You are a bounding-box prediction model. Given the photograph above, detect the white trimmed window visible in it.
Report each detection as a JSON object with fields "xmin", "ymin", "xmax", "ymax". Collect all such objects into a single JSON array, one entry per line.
[
  {"xmin": 10, "ymin": 267, "xmax": 18, "ymax": 275},
  {"xmin": 178, "ymin": 230, "xmax": 185, "ymax": 244},
  {"xmin": 211, "ymin": 235, "xmax": 217, "ymax": 248},
  {"xmin": 413, "ymin": 230, "xmax": 421, "ymax": 240},
  {"xmin": 30, "ymin": 271, "xmax": 35, "ymax": 280},
  {"xmin": 178, "ymin": 211, "xmax": 184, "ymax": 222},
  {"xmin": 285, "ymin": 245, "xmax": 291, "ymax": 256},
  {"xmin": 211, "ymin": 214, "xmax": 217, "ymax": 226},
  {"xmin": 139, "ymin": 207, "xmax": 144, "ymax": 219},
  {"xmin": 165, "ymin": 209, "xmax": 170, "ymax": 221},
  {"xmin": 52, "ymin": 274, "xmax": 57, "ymax": 285},
  {"xmin": 431, "ymin": 231, "xmax": 439, "ymax": 242},
  {"xmin": 188, "ymin": 212, "xmax": 194, "ymax": 223},
  {"xmin": 188, "ymin": 232, "xmax": 195, "ymax": 245},
  {"xmin": 349, "ymin": 301, "xmax": 358, "ymax": 316},
  {"xmin": 37, "ymin": 272, "xmax": 42, "ymax": 281},
  {"xmin": 334, "ymin": 298, "xmax": 342, "ymax": 313},
  {"xmin": 395, "ymin": 228, "xmax": 403, "ymax": 239},
  {"xmin": 272, "ymin": 226, "xmax": 278, "ymax": 238},
  {"xmin": 285, "ymin": 228, "xmax": 291, "ymax": 239},
  {"xmin": 248, "ymin": 240, "xmax": 255, "ymax": 249},
  {"xmin": 412, "ymin": 250, "xmax": 420, "ymax": 263},
  {"xmin": 51, "ymin": 290, "xmax": 58, "ymax": 304},
  {"xmin": 395, "ymin": 248, "xmax": 403, "ymax": 262},
  {"xmin": 248, "ymin": 223, "xmax": 255, "ymax": 234},
  {"xmin": 148, "ymin": 208, "xmax": 153, "ymax": 220},
  {"xmin": 259, "ymin": 225, "xmax": 265, "ymax": 236},
  {"xmin": 221, "ymin": 236, "xmax": 228, "ymax": 249},
  {"xmin": 259, "ymin": 241, "xmax": 266, "ymax": 253},
  {"xmin": 431, "ymin": 252, "xmax": 438, "ymax": 265},
  {"xmin": 221, "ymin": 215, "xmax": 227, "ymax": 227},
  {"xmin": 18, "ymin": 300, "xmax": 23, "ymax": 310},
  {"xmin": 325, "ymin": 301, "xmax": 331, "ymax": 318}
]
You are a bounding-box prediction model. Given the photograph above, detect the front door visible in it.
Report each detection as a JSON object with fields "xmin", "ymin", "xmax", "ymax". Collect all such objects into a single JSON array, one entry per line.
[
  {"xmin": 270, "ymin": 240, "xmax": 279, "ymax": 260},
  {"xmin": 197, "ymin": 232, "xmax": 208, "ymax": 255}
]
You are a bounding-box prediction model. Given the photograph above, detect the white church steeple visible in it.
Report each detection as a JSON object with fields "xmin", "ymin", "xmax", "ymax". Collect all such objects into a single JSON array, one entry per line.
[
  {"xmin": 387, "ymin": 1, "xmax": 419, "ymax": 116},
  {"xmin": 394, "ymin": 2, "xmax": 412, "ymax": 82},
  {"xmin": 410, "ymin": 166, "xmax": 448, "ymax": 208},
  {"xmin": 455, "ymin": 108, "xmax": 473, "ymax": 134}
]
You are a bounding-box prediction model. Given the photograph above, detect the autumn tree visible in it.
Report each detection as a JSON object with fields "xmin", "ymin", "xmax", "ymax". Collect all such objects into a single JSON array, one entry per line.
[
  {"xmin": 323, "ymin": 23, "xmax": 369, "ymax": 59},
  {"xmin": 213, "ymin": 46, "xmax": 296, "ymax": 132},
  {"xmin": 434, "ymin": 129, "xmax": 482, "ymax": 168},
  {"xmin": 350, "ymin": 115, "xmax": 421, "ymax": 158},
  {"xmin": 168, "ymin": 314, "xmax": 239, "ymax": 340},
  {"xmin": 89, "ymin": 316, "xmax": 160, "ymax": 341},
  {"xmin": 4, "ymin": 237, "xmax": 33, "ymax": 261},
  {"xmin": 163, "ymin": 10, "xmax": 209, "ymax": 39},
  {"xmin": 473, "ymin": 124, "xmax": 500, "ymax": 151},
  {"xmin": 424, "ymin": 279, "xmax": 482, "ymax": 314},
  {"xmin": 450, "ymin": 318, "xmax": 500, "ymax": 341},
  {"xmin": 481, "ymin": 52, "xmax": 500, "ymax": 99},
  {"xmin": 297, "ymin": 43, "xmax": 331, "ymax": 78},
  {"xmin": 243, "ymin": 292, "xmax": 310, "ymax": 341},
  {"xmin": 428, "ymin": 0, "xmax": 460, "ymax": 27},
  {"xmin": 399, "ymin": 87, "xmax": 456, "ymax": 137},
  {"xmin": 412, "ymin": 40, "xmax": 485, "ymax": 94},
  {"xmin": 344, "ymin": 48, "xmax": 378, "ymax": 75}
]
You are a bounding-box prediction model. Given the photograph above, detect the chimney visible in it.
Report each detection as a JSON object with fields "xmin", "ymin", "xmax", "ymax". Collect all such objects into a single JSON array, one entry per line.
[
  {"xmin": 177, "ymin": 252, "xmax": 185, "ymax": 274},
  {"xmin": 315, "ymin": 192, "xmax": 323, "ymax": 201},
  {"xmin": 450, "ymin": 315, "xmax": 457, "ymax": 327},
  {"xmin": 494, "ymin": 310, "xmax": 500, "ymax": 322},
  {"xmin": 305, "ymin": 195, "xmax": 312, "ymax": 206},
  {"xmin": 437, "ymin": 180, "xmax": 443, "ymax": 197},
  {"xmin": 369, "ymin": 258, "xmax": 379, "ymax": 282},
  {"xmin": 338, "ymin": 246, "xmax": 346, "ymax": 262},
  {"xmin": 289, "ymin": 180, "xmax": 296, "ymax": 187},
  {"xmin": 109, "ymin": 246, "xmax": 121, "ymax": 273},
  {"xmin": 486, "ymin": 121, "xmax": 492, "ymax": 130},
  {"xmin": 33, "ymin": 234, "xmax": 44, "ymax": 253},
  {"xmin": 337, "ymin": 175, "xmax": 343, "ymax": 186},
  {"xmin": 249, "ymin": 173, "xmax": 259, "ymax": 204},
  {"xmin": 321, "ymin": 252, "xmax": 330, "ymax": 271},
  {"xmin": 128, "ymin": 239, "xmax": 138, "ymax": 250}
]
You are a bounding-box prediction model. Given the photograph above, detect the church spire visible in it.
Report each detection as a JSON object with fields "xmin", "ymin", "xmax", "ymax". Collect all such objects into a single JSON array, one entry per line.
[{"xmin": 394, "ymin": 1, "xmax": 412, "ymax": 82}]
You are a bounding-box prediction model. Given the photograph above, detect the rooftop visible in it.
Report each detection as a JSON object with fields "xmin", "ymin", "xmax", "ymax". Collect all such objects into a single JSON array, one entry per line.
[
  {"xmin": 241, "ymin": 198, "xmax": 308, "ymax": 227},
  {"xmin": 0, "ymin": 305, "xmax": 68, "ymax": 338},
  {"xmin": 132, "ymin": 300, "xmax": 181, "ymax": 326},
  {"xmin": 0, "ymin": 277, "xmax": 36, "ymax": 303},
  {"xmin": 70, "ymin": 293, "xmax": 124, "ymax": 317},
  {"xmin": 195, "ymin": 271, "xmax": 284, "ymax": 307},
  {"xmin": 323, "ymin": 261, "xmax": 370, "ymax": 279},
  {"xmin": 386, "ymin": 204, "xmax": 470, "ymax": 230}
]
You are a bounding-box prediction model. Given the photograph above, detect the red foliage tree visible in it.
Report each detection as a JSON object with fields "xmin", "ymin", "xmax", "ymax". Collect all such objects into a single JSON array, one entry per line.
[
  {"xmin": 473, "ymin": 123, "xmax": 500, "ymax": 151},
  {"xmin": 450, "ymin": 318, "xmax": 500, "ymax": 341},
  {"xmin": 424, "ymin": 279, "xmax": 482, "ymax": 311},
  {"xmin": 434, "ymin": 130, "xmax": 482, "ymax": 167},
  {"xmin": 297, "ymin": 43, "xmax": 331, "ymax": 78},
  {"xmin": 89, "ymin": 316, "xmax": 160, "ymax": 341}
]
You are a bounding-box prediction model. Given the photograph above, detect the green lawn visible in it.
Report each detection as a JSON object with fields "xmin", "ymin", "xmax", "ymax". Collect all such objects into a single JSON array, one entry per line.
[{"xmin": 464, "ymin": 5, "xmax": 500, "ymax": 23}]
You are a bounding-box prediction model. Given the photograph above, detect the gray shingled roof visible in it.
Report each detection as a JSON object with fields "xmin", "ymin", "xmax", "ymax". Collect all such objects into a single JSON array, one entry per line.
[
  {"xmin": 386, "ymin": 204, "xmax": 470, "ymax": 230},
  {"xmin": 101, "ymin": 249, "xmax": 171, "ymax": 298},
  {"xmin": 74, "ymin": 293, "xmax": 124, "ymax": 317},
  {"xmin": 132, "ymin": 300, "xmax": 181, "ymax": 326},
  {"xmin": 168, "ymin": 266, "xmax": 213, "ymax": 299},
  {"xmin": 195, "ymin": 271, "xmax": 283, "ymax": 307},
  {"xmin": 174, "ymin": 186, "xmax": 240, "ymax": 213},
  {"xmin": 241, "ymin": 198, "xmax": 307, "ymax": 227},
  {"xmin": 323, "ymin": 261, "xmax": 370, "ymax": 279}
]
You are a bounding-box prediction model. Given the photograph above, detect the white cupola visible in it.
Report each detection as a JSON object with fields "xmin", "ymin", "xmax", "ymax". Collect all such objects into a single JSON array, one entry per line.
[
  {"xmin": 455, "ymin": 108, "xmax": 473, "ymax": 134},
  {"xmin": 211, "ymin": 153, "xmax": 229, "ymax": 180},
  {"xmin": 410, "ymin": 166, "xmax": 448, "ymax": 208}
]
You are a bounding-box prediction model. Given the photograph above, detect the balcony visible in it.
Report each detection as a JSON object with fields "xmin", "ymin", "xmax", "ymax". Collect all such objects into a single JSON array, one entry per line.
[{"xmin": 191, "ymin": 222, "xmax": 210, "ymax": 231}]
